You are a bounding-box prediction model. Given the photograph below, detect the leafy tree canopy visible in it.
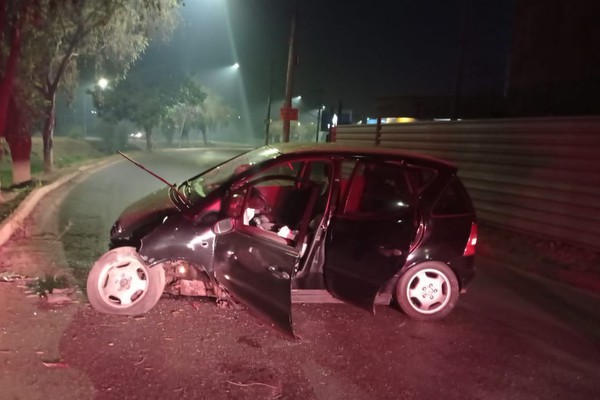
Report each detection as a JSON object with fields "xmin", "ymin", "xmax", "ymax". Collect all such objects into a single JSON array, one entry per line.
[
  {"xmin": 21, "ymin": 0, "xmax": 181, "ymax": 168},
  {"xmin": 164, "ymin": 87, "xmax": 234, "ymax": 146},
  {"xmin": 93, "ymin": 63, "xmax": 207, "ymax": 150}
]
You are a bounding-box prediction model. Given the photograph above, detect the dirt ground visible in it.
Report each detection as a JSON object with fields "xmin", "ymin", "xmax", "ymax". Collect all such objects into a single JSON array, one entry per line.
[{"xmin": 0, "ymin": 182, "xmax": 93, "ymax": 400}]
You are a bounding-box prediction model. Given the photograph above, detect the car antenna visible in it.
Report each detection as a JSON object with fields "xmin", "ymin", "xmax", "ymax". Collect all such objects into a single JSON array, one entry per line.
[{"xmin": 117, "ymin": 151, "xmax": 190, "ymax": 206}]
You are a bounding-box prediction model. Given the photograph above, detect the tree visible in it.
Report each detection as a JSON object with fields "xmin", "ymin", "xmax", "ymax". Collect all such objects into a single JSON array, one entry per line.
[
  {"xmin": 94, "ymin": 71, "xmax": 206, "ymax": 151},
  {"xmin": 0, "ymin": 0, "xmax": 38, "ymax": 186},
  {"xmin": 24, "ymin": 0, "xmax": 181, "ymax": 171},
  {"xmin": 194, "ymin": 90, "xmax": 234, "ymax": 146},
  {"xmin": 165, "ymin": 103, "xmax": 196, "ymax": 147},
  {"xmin": 0, "ymin": 0, "xmax": 181, "ymax": 190},
  {"xmin": 165, "ymin": 88, "xmax": 234, "ymax": 147}
]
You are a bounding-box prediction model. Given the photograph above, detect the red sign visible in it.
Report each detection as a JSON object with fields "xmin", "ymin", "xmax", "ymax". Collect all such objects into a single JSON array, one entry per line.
[{"xmin": 280, "ymin": 107, "xmax": 298, "ymax": 121}]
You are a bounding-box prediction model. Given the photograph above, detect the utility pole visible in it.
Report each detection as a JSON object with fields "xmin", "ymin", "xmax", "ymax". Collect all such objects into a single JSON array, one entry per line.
[
  {"xmin": 264, "ymin": 62, "xmax": 273, "ymax": 145},
  {"xmin": 314, "ymin": 88, "xmax": 323, "ymax": 142},
  {"xmin": 282, "ymin": 6, "xmax": 297, "ymax": 143},
  {"xmin": 315, "ymin": 106, "xmax": 322, "ymax": 142},
  {"xmin": 265, "ymin": 93, "xmax": 272, "ymax": 145}
]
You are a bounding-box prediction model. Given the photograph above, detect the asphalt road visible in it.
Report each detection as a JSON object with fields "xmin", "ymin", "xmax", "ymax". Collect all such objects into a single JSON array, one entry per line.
[{"xmin": 52, "ymin": 148, "xmax": 600, "ymax": 400}]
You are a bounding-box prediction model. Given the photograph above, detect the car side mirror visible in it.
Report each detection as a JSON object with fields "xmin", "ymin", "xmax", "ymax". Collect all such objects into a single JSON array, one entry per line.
[
  {"xmin": 194, "ymin": 211, "xmax": 219, "ymax": 226},
  {"xmin": 227, "ymin": 190, "xmax": 246, "ymax": 218},
  {"xmin": 213, "ymin": 218, "xmax": 234, "ymax": 235}
]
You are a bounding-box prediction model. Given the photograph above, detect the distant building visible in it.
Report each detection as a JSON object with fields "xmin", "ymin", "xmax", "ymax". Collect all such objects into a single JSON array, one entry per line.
[{"xmin": 374, "ymin": 95, "xmax": 504, "ymax": 120}]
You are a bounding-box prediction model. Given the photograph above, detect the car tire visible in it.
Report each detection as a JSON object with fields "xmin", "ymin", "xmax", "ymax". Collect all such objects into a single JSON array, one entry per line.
[
  {"xmin": 395, "ymin": 262, "xmax": 459, "ymax": 321},
  {"xmin": 86, "ymin": 246, "xmax": 165, "ymax": 316}
]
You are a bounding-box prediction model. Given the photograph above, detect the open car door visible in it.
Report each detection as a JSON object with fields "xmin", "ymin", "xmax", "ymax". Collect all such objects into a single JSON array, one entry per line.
[
  {"xmin": 213, "ymin": 224, "xmax": 299, "ymax": 335},
  {"xmin": 324, "ymin": 161, "xmax": 417, "ymax": 310},
  {"xmin": 212, "ymin": 171, "xmax": 321, "ymax": 335}
]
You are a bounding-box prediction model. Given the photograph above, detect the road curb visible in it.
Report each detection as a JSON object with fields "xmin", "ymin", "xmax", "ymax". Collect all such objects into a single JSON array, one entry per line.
[{"xmin": 0, "ymin": 157, "xmax": 118, "ymax": 248}]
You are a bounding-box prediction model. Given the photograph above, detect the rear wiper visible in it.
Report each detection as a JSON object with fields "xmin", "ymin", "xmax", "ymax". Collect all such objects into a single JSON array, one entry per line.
[{"xmin": 117, "ymin": 151, "xmax": 191, "ymax": 206}]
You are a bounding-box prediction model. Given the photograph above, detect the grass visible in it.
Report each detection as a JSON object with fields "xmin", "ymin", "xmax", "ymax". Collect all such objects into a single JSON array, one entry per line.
[
  {"xmin": 0, "ymin": 136, "xmax": 107, "ymax": 188},
  {"xmin": 1, "ymin": 136, "xmax": 109, "ymax": 223},
  {"xmin": 0, "ymin": 189, "xmax": 32, "ymax": 221},
  {"xmin": 27, "ymin": 271, "xmax": 73, "ymax": 296}
]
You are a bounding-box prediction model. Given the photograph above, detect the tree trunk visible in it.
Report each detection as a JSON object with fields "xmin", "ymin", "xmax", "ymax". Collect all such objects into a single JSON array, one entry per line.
[
  {"xmin": 42, "ymin": 93, "xmax": 56, "ymax": 173},
  {"xmin": 200, "ymin": 128, "xmax": 208, "ymax": 146},
  {"xmin": 180, "ymin": 126, "xmax": 190, "ymax": 147},
  {"xmin": 145, "ymin": 127, "xmax": 153, "ymax": 152},
  {"xmin": 0, "ymin": 16, "xmax": 24, "ymax": 140},
  {"xmin": 5, "ymin": 95, "xmax": 31, "ymax": 186},
  {"xmin": 0, "ymin": 3, "xmax": 29, "ymax": 188},
  {"xmin": 9, "ymin": 140, "xmax": 32, "ymax": 185},
  {"xmin": 177, "ymin": 114, "xmax": 187, "ymax": 148}
]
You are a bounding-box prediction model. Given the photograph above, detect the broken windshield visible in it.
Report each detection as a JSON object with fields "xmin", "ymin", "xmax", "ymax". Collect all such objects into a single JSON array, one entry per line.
[{"xmin": 181, "ymin": 146, "xmax": 281, "ymax": 200}]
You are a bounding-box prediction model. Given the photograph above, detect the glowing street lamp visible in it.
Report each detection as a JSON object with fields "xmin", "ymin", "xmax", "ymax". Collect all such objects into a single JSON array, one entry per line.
[{"xmin": 97, "ymin": 77, "xmax": 109, "ymax": 89}]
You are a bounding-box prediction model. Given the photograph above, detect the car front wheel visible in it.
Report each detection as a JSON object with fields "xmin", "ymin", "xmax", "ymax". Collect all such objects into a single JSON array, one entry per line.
[
  {"xmin": 396, "ymin": 262, "xmax": 459, "ymax": 321},
  {"xmin": 86, "ymin": 246, "xmax": 165, "ymax": 316}
]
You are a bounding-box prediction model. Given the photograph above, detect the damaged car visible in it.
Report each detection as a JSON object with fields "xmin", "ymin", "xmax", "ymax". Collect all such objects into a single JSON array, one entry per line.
[{"xmin": 86, "ymin": 143, "xmax": 478, "ymax": 334}]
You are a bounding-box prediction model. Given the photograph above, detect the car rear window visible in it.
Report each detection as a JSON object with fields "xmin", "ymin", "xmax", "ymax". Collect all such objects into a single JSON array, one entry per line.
[
  {"xmin": 405, "ymin": 166, "xmax": 437, "ymax": 193},
  {"xmin": 432, "ymin": 178, "xmax": 474, "ymax": 216}
]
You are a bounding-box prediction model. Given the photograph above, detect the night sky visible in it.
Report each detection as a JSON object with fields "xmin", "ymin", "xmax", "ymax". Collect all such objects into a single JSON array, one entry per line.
[{"xmin": 142, "ymin": 0, "xmax": 514, "ymax": 136}]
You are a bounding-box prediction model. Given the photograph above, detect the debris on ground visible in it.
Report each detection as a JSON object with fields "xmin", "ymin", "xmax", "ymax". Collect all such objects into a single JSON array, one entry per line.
[
  {"xmin": 0, "ymin": 272, "xmax": 27, "ymax": 282},
  {"xmin": 42, "ymin": 361, "xmax": 70, "ymax": 368},
  {"xmin": 43, "ymin": 289, "xmax": 77, "ymax": 305}
]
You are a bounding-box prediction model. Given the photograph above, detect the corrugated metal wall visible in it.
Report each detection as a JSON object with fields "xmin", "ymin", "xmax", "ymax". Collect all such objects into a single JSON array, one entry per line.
[{"xmin": 335, "ymin": 117, "xmax": 600, "ymax": 252}]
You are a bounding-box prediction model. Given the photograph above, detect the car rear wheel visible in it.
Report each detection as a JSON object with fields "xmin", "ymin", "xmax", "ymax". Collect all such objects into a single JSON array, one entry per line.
[
  {"xmin": 396, "ymin": 262, "xmax": 459, "ymax": 320},
  {"xmin": 87, "ymin": 247, "xmax": 165, "ymax": 316}
]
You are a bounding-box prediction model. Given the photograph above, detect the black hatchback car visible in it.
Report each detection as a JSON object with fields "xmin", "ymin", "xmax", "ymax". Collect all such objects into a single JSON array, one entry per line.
[{"xmin": 87, "ymin": 143, "xmax": 477, "ymax": 334}]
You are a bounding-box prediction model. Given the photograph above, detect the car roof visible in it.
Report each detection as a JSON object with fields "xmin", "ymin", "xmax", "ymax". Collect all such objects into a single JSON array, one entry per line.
[{"xmin": 268, "ymin": 142, "xmax": 457, "ymax": 171}]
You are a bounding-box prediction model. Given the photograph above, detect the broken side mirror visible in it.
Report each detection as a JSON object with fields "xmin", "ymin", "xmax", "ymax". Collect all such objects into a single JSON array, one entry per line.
[
  {"xmin": 213, "ymin": 218, "xmax": 234, "ymax": 235},
  {"xmin": 227, "ymin": 189, "xmax": 247, "ymax": 218}
]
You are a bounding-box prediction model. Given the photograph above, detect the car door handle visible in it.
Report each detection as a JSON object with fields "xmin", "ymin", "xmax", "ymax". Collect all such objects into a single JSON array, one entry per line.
[
  {"xmin": 378, "ymin": 246, "xmax": 403, "ymax": 257},
  {"xmin": 267, "ymin": 265, "xmax": 290, "ymax": 280}
]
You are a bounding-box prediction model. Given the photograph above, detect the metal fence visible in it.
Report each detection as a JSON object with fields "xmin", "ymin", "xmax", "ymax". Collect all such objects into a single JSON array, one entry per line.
[{"xmin": 335, "ymin": 117, "xmax": 600, "ymax": 252}]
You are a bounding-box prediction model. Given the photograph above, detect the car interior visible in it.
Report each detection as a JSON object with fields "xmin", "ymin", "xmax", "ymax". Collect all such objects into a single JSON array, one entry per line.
[{"xmin": 237, "ymin": 160, "xmax": 333, "ymax": 257}]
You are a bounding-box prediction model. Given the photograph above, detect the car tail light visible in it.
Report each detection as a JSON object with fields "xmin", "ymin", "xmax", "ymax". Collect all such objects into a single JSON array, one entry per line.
[{"xmin": 463, "ymin": 223, "xmax": 478, "ymax": 256}]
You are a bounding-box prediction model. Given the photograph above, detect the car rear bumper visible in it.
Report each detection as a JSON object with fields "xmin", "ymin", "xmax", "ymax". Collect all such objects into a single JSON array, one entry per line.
[{"xmin": 451, "ymin": 255, "xmax": 476, "ymax": 289}]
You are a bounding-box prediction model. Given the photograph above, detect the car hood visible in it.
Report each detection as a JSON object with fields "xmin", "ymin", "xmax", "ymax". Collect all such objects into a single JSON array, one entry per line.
[{"xmin": 111, "ymin": 187, "xmax": 179, "ymax": 243}]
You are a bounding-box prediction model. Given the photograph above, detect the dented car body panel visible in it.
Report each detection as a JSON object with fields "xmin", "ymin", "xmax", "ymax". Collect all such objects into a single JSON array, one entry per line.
[{"xmin": 105, "ymin": 143, "xmax": 477, "ymax": 333}]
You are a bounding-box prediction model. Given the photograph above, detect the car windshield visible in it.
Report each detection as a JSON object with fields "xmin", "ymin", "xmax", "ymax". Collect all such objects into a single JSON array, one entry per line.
[{"xmin": 181, "ymin": 146, "xmax": 281, "ymax": 200}]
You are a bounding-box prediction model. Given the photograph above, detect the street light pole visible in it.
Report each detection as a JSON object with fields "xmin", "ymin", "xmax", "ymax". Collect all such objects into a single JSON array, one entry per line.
[
  {"xmin": 265, "ymin": 93, "xmax": 272, "ymax": 145},
  {"xmin": 282, "ymin": 6, "xmax": 297, "ymax": 143},
  {"xmin": 315, "ymin": 106, "xmax": 322, "ymax": 142},
  {"xmin": 264, "ymin": 62, "xmax": 274, "ymax": 145}
]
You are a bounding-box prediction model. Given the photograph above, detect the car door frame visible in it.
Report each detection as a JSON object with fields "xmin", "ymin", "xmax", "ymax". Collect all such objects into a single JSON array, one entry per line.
[{"xmin": 323, "ymin": 158, "xmax": 418, "ymax": 310}]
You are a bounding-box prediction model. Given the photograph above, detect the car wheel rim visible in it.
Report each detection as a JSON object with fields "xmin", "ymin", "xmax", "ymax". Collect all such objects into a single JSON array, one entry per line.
[
  {"xmin": 97, "ymin": 257, "xmax": 149, "ymax": 308},
  {"xmin": 406, "ymin": 268, "xmax": 451, "ymax": 314}
]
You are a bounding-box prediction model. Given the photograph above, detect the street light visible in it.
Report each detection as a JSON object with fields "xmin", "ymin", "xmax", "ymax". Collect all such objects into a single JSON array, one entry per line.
[
  {"xmin": 83, "ymin": 78, "xmax": 109, "ymax": 137},
  {"xmin": 97, "ymin": 77, "xmax": 108, "ymax": 89}
]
